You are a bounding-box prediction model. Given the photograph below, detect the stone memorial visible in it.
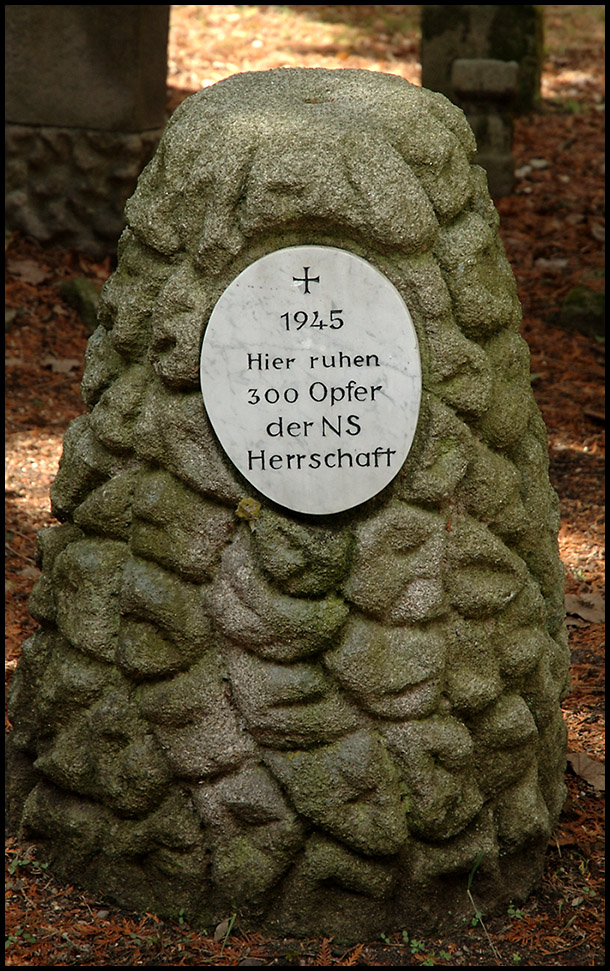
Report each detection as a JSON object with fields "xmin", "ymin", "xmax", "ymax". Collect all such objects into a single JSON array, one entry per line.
[
  {"xmin": 6, "ymin": 68, "xmax": 570, "ymax": 942},
  {"xmin": 450, "ymin": 58, "xmax": 519, "ymax": 198},
  {"xmin": 5, "ymin": 5, "xmax": 170, "ymax": 255},
  {"xmin": 421, "ymin": 5, "xmax": 543, "ymax": 114},
  {"xmin": 420, "ymin": 5, "xmax": 543, "ymax": 197}
]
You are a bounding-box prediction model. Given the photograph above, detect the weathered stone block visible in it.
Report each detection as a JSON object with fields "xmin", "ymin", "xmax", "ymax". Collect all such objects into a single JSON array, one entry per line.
[
  {"xmin": 421, "ymin": 4, "xmax": 543, "ymax": 113},
  {"xmin": 5, "ymin": 5, "xmax": 170, "ymax": 253}
]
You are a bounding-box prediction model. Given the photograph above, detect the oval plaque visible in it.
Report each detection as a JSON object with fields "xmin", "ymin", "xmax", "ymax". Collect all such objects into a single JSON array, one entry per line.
[{"xmin": 200, "ymin": 245, "xmax": 422, "ymax": 515}]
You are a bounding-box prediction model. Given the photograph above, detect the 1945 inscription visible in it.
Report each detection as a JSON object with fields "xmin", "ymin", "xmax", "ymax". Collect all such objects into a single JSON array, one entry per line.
[{"xmin": 200, "ymin": 245, "xmax": 422, "ymax": 515}]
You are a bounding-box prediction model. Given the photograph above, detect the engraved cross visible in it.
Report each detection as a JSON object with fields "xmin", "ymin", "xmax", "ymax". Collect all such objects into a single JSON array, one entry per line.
[{"xmin": 293, "ymin": 266, "xmax": 320, "ymax": 294}]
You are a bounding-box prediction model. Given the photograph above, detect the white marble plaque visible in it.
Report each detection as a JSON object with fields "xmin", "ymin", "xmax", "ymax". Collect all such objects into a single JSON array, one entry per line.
[{"xmin": 200, "ymin": 245, "xmax": 422, "ymax": 515}]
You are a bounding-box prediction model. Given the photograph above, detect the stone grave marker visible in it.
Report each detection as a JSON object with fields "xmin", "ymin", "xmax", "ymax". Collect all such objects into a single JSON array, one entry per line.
[
  {"xmin": 420, "ymin": 5, "xmax": 544, "ymax": 197},
  {"xmin": 5, "ymin": 5, "xmax": 170, "ymax": 255},
  {"xmin": 6, "ymin": 68, "xmax": 570, "ymax": 943}
]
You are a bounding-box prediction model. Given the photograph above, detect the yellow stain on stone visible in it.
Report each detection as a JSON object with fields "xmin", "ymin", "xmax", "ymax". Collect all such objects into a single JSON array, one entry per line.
[{"xmin": 235, "ymin": 497, "xmax": 261, "ymax": 530}]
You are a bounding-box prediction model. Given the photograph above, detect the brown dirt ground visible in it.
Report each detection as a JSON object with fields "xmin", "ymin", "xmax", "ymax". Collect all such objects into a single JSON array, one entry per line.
[{"xmin": 5, "ymin": 5, "xmax": 605, "ymax": 966}]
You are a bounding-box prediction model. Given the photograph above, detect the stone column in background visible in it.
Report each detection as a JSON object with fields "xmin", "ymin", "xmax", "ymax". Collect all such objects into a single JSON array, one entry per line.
[
  {"xmin": 421, "ymin": 5, "xmax": 543, "ymax": 196},
  {"xmin": 5, "ymin": 5, "xmax": 170, "ymax": 256},
  {"xmin": 421, "ymin": 5, "xmax": 543, "ymax": 113},
  {"xmin": 451, "ymin": 57, "xmax": 519, "ymax": 198}
]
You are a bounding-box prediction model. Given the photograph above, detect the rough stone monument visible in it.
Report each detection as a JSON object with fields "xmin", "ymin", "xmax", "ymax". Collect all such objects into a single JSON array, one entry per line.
[{"xmin": 6, "ymin": 68, "xmax": 570, "ymax": 942}]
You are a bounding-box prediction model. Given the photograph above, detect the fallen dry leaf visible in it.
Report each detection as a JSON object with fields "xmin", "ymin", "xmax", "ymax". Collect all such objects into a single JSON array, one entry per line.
[
  {"xmin": 565, "ymin": 593, "xmax": 605, "ymax": 624},
  {"xmin": 7, "ymin": 258, "xmax": 50, "ymax": 285},
  {"xmin": 39, "ymin": 356, "xmax": 83, "ymax": 374},
  {"xmin": 567, "ymin": 751, "xmax": 605, "ymax": 791}
]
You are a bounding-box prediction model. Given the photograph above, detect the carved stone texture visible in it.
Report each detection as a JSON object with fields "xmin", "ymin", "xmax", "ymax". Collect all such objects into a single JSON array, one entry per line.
[{"xmin": 6, "ymin": 68, "xmax": 569, "ymax": 943}]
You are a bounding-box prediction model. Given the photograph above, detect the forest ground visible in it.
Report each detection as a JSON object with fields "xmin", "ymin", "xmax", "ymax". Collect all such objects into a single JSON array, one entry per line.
[{"xmin": 5, "ymin": 5, "xmax": 605, "ymax": 966}]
